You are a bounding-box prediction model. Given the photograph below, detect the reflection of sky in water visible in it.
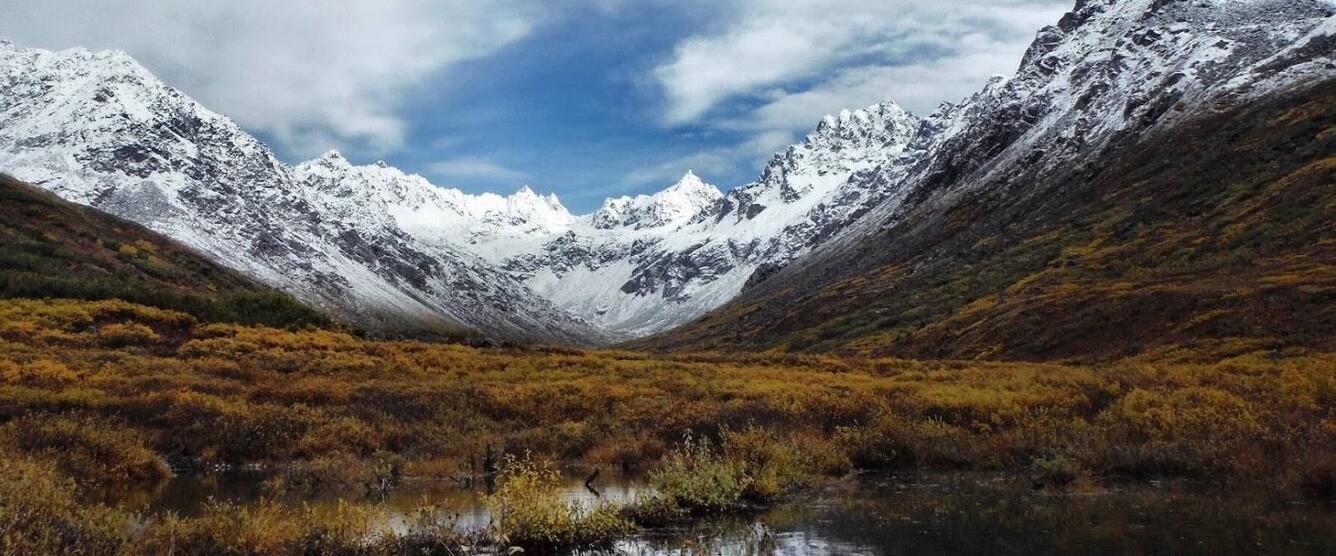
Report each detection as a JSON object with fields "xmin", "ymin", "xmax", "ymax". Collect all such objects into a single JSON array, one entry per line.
[
  {"xmin": 380, "ymin": 474, "xmax": 649, "ymax": 534},
  {"xmin": 106, "ymin": 470, "xmax": 1335, "ymax": 555}
]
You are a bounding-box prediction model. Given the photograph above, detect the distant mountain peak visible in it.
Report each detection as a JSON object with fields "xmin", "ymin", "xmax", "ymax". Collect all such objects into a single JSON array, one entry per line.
[
  {"xmin": 515, "ymin": 184, "xmax": 537, "ymax": 196},
  {"xmin": 665, "ymin": 170, "xmax": 719, "ymax": 196},
  {"xmin": 313, "ymin": 149, "xmax": 350, "ymax": 168},
  {"xmin": 588, "ymin": 171, "xmax": 723, "ymax": 231},
  {"xmin": 505, "ymin": 185, "xmax": 572, "ymax": 224}
]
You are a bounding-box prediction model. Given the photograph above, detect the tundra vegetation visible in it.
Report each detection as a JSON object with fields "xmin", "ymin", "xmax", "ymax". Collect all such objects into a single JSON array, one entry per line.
[{"xmin": 0, "ymin": 297, "xmax": 1332, "ymax": 553}]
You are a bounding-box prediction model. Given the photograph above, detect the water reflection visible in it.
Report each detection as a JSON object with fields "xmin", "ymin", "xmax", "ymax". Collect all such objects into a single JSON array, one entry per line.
[
  {"xmin": 615, "ymin": 472, "xmax": 1334, "ymax": 555},
  {"xmin": 102, "ymin": 469, "xmax": 1334, "ymax": 555}
]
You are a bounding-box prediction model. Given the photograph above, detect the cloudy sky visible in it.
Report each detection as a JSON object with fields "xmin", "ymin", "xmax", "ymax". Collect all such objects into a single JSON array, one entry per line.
[{"xmin": 1, "ymin": 0, "xmax": 1069, "ymax": 211}]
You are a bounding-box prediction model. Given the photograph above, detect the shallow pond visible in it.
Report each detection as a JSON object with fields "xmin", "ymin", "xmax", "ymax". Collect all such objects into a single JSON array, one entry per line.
[{"xmin": 103, "ymin": 469, "xmax": 1334, "ymax": 555}]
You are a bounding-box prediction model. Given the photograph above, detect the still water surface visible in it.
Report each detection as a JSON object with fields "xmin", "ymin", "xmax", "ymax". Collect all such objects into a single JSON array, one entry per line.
[{"xmin": 106, "ymin": 469, "xmax": 1334, "ymax": 555}]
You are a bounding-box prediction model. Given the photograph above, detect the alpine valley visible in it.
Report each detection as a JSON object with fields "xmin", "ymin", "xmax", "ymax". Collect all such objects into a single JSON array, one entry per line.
[{"xmin": 2, "ymin": 1, "xmax": 1336, "ymax": 554}]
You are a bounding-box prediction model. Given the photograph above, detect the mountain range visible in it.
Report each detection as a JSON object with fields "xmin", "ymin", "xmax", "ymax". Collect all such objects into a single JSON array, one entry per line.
[{"xmin": 1, "ymin": 0, "xmax": 1333, "ymax": 348}]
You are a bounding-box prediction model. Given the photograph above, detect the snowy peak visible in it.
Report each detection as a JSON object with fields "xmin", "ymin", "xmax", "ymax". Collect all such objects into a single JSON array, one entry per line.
[
  {"xmin": 314, "ymin": 149, "xmax": 349, "ymax": 166},
  {"xmin": 0, "ymin": 39, "xmax": 291, "ymax": 207},
  {"xmin": 721, "ymin": 99, "xmax": 924, "ymax": 222},
  {"xmin": 589, "ymin": 171, "xmax": 724, "ymax": 230},
  {"xmin": 296, "ymin": 152, "xmax": 430, "ymax": 207},
  {"xmin": 503, "ymin": 185, "xmax": 574, "ymax": 228},
  {"xmin": 657, "ymin": 170, "xmax": 725, "ymax": 214},
  {"xmin": 813, "ymin": 101, "xmax": 917, "ymax": 146},
  {"xmin": 896, "ymin": 0, "xmax": 1335, "ymax": 194},
  {"xmin": 293, "ymin": 153, "xmax": 574, "ymax": 225},
  {"xmin": 292, "ymin": 156, "xmax": 575, "ymax": 242},
  {"xmin": 299, "ymin": 151, "xmax": 357, "ymax": 186},
  {"xmin": 666, "ymin": 169, "xmax": 707, "ymax": 192}
]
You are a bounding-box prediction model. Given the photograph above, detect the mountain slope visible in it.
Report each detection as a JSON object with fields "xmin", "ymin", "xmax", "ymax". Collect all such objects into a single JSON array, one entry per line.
[
  {"xmin": 639, "ymin": 0, "xmax": 1336, "ymax": 360},
  {"xmin": 0, "ymin": 172, "xmax": 327, "ymax": 328},
  {"xmin": 0, "ymin": 41, "xmax": 602, "ymax": 345}
]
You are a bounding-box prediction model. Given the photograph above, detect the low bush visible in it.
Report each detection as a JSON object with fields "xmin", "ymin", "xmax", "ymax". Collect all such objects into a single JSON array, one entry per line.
[
  {"xmin": 98, "ymin": 322, "xmax": 160, "ymax": 347},
  {"xmin": 0, "ymin": 297, "xmax": 1331, "ymax": 552},
  {"xmin": 1095, "ymin": 387, "xmax": 1266, "ymax": 475},
  {"xmin": 133, "ymin": 497, "xmax": 482, "ymax": 555},
  {"xmin": 646, "ymin": 435, "xmax": 747, "ymax": 514},
  {"xmin": 485, "ymin": 454, "xmax": 631, "ymax": 551},
  {"xmin": 720, "ymin": 426, "xmax": 810, "ymax": 502},
  {"xmin": 0, "ymin": 454, "xmax": 131, "ymax": 556},
  {"xmin": 0, "ymin": 413, "xmax": 171, "ymax": 484}
]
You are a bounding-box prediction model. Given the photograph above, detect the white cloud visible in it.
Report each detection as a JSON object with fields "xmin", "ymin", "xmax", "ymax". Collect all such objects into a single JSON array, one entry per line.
[
  {"xmin": 619, "ymin": 150, "xmax": 738, "ymax": 189},
  {"xmin": 428, "ymin": 157, "xmax": 529, "ymax": 182},
  {"xmin": 0, "ymin": 0, "xmax": 542, "ymax": 157},
  {"xmin": 643, "ymin": 0, "xmax": 1069, "ymax": 192},
  {"xmin": 654, "ymin": 0, "xmax": 1070, "ymax": 127},
  {"xmin": 740, "ymin": 129, "xmax": 797, "ymax": 159},
  {"xmin": 736, "ymin": 33, "xmax": 1038, "ymax": 133}
]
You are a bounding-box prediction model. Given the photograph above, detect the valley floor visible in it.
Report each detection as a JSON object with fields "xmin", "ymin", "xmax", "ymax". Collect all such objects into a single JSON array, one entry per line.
[{"xmin": 1, "ymin": 298, "xmax": 1333, "ymax": 554}]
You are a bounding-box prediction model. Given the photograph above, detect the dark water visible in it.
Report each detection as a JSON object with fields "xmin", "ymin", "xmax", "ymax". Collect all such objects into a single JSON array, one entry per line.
[{"xmin": 103, "ymin": 470, "xmax": 1334, "ymax": 555}]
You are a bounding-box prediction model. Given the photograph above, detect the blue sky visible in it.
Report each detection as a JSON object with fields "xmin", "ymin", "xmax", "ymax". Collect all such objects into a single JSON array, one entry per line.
[{"xmin": 1, "ymin": 0, "xmax": 1070, "ymax": 212}]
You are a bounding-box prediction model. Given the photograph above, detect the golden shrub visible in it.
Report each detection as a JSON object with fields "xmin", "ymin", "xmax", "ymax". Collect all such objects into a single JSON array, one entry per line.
[
  {"xmin": 486, "ymin": 454, "xmax": 630, "ymax": 549},
  {"xmin": 98, "ymin": 322, "xmax": 160, "ymax": 347}
]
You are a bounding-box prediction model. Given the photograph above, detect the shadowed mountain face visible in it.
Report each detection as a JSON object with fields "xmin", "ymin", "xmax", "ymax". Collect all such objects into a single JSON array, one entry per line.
[
  {"xmin": 638, "ymin": 79, "xmax": 1336, "ymax": 361},
  {"xmin": 0, "ymin": 173, "xmax": 328, "ymax": 328}
]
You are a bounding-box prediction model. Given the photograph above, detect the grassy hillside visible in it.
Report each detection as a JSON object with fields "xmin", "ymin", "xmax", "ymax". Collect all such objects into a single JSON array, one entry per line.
[
  {"xmin": 0, "ymin": 173, "xmax": 329, "ymax": 328},
  {"xmin": 641, "ymin": 81, "xmax": 1336, "ymax": 362}
]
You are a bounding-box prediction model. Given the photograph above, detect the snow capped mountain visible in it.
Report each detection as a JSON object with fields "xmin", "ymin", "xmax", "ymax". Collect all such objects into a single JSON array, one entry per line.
[
  {"xmin": 0, "ymin": 0, "xmax": 1330, "ymax": 344},
  {"xmin": 0, "ymin": 40, "xmax": 602, "ymax": 344},
  {"xmin": 528, "ymin": 0, "xmax": 1333, "ymax": 338},
  {"xmin": 641, "ymin": 0, "xmax": 1336, "ymax": 352},
  {"xmin": 832, "ymin": 0, "xmax": 1336, "ymax": 243},
  {"xmin": 293, "ymin": 151, "xmax": 574, "ymax": 250},
  {"xmin": 488, "ymin": 100, "xmax": 927, "ymax": 337},
  {"xmin": 590, "ymin": 171, "xmax": 723, "ymax": 230}
]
